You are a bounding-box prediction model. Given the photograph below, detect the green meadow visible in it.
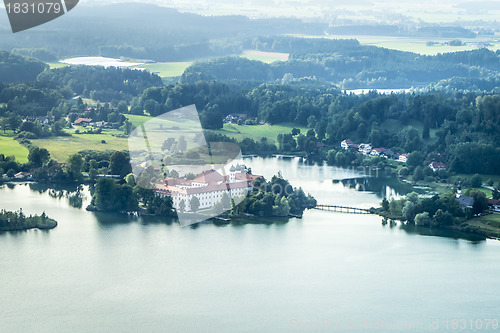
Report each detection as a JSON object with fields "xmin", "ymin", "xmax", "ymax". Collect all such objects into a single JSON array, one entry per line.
[
  {"xmin": 134, "ymin": 62, "xmax": 193, "ymax": 77},
  {"xmin": 0, "ymin": 131, "xmax": 29, "ymax": 163}
]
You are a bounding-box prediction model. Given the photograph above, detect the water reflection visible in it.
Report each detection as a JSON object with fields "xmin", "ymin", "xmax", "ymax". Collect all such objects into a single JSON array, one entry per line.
[
  {"xmin": 336, "ymin": 173, "xmax": 423, "ymax": 199},
  {"xmin": 399, "ymin": 223, "xmax": 486, "ymax": 242}
]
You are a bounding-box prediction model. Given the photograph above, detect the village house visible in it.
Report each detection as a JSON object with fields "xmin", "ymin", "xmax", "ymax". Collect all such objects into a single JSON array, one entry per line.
[
  {"xmin": 25, "ymin": 116, "xmax": 52, "ymax": 125},
  {"xmin": 429, "ymin": 162, "xmax": 447, "ymax": 172},
  {"xmin": 358, "ymin": 143, "xmax": 372, "ymax": 155},
  {"xmin": 341, "ymin": 139, "xmax": 358, "ymax": 150},
  {"xmin": 224, "ymin": 114, "xmax": 248, "ymax": 124},
  {"xmin": 74, "ymin": 118, "xmax": 93, "ymax": 126},
  {"xmin": 14, "ymin": 172, "xmax": 32, "ymax": 180},
  {"xmin": 398, "ymin": 153, "xmax": 410, "ymax": 163},
  {"xmin": 488, "ymin": 199, "xmax": 500, "ymax": 211},
  {"xmin": 370, "ymin": 148, "xmax": 394, "ymax": 158}
]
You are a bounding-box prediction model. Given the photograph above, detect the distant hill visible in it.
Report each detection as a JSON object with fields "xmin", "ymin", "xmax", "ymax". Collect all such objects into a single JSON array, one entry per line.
[
  {"xmin": 181, "ymin": 37, "xmax": 500, "ymax": 89},
  {"xmin": 0, "ymin": 3, "xmax": 327, "ymax": 62},
  {"xmin": 0, "ymin": 51, "xmax": 48, "ymax": 83}
]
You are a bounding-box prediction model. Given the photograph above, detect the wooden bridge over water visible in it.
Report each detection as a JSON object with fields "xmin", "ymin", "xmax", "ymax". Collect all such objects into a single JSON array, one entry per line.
[{"xmin": 314, "ymin": 204, "xmax": 375, "ymax": 215}]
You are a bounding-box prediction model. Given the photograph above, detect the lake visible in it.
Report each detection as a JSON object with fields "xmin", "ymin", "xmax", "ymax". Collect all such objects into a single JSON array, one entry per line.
[{"xmin": 1, "ymin": 157, "xmax": 499, "ymax": 332}]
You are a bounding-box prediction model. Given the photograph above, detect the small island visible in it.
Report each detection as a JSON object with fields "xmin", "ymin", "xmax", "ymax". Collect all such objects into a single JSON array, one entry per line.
[{"xmin": 0, "ymin": 209, "xmax": 58, "ymax": 232}]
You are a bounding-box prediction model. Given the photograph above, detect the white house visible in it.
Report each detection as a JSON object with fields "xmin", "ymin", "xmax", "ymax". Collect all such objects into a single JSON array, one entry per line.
[
  {"xmin": 358, "ymin": 143, "xmax": 372, "ymax": 155},
  {"xmin": 398, "ymin": 153, "xmax": 410, "ymax": 163},
  {"xmin": 14, "ymin": 172, "xmax": 31, "ymax": 179},
  {"xmin": 341, "ymin": 139, "xmax": 358, "ymax": 150}
]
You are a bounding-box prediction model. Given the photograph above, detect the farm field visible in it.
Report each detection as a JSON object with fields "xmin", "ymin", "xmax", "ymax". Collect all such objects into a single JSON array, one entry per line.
[
  {"xmin": 0, "ymin": 132, "xmax": 29, "ymax": 163},
  {"xmin": 126, "ymin": 114, "xmax": 305, "ymax": 143},
  {"xmin": 134, "ymin": 62, "xmax": 193, "ymax": 77},
  {"xmin": 213, "ymin": 122, "xmax": 308, "ymax": 142},
  {"xmin": 31, "ymin": 132, "xmax": 128, "ymax": 162},
  {"xmin": 240, "ymin": 50, "xmax": 289, "ymax": 63},
  {"xmin": 296, "ymin": 34, "xmax": 500, "ymax": 56}
]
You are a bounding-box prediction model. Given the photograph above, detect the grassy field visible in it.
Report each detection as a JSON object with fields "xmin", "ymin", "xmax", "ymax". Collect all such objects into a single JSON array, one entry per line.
[
  {"xmin": 213, "ymin": 123, "xmax": 308, "ymax": 143},
  {"xmin": 134, "ymin": 62, "xmax": 193, "ymax": 77},
  {"xmin": 357, "ymin": 37, "xmax": 500, "ymax": 55},
  {"xmin": 31, "ymin": 131, "xmax": 128, "ymax": 162},
  {"xmin": 474, "ymin": 214, "xmax": 500, "ymax": 229},
  {"xmin": 46, "ymin": 62, "xmax": 69, "ymax": 69},
  {"xmin": 0, "ymin": 131, "xmax": 29, "ymax": 163},
  {"xmin": 240, "ymin": 50, "xmax": 289, "ymax": 63}
]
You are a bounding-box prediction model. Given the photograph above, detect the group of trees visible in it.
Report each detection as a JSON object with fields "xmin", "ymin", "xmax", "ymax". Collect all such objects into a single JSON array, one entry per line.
[
  {"xmin": 0, "ymin": 209, "xmax": 57, "ymax": 231},
  {"xmin": 382, "ymin": 191, "xmax": 462, "ymax": 227},
  {"xmin": 231, "ymin": 175, "xmax": 316, "ymax": 217},
  {"xmin": 382, "ymin": 187, "xmax": 490, "ymax": 227}
]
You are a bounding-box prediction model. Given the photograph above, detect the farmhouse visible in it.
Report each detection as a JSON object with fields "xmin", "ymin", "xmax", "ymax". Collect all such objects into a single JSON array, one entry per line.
[
  {"xmin": 457, "ymin": 195, "xmax": 474, "ymax": 211},
  {"xmin": 224, "ymin": 113, "xmax": 248, "ymax": 124},
  {"xmin": 488, "ymin": 199, "xmax": 500, "ymax": 211},
  {"xmin": 14, "ymin": 172, "xmax": 31, "ymax": 179},
  {"xmin": 358, "ymin": 143, "xmax": 372, "ymax": 155},
  {"xmin": 398, "ymin": 153, "xmax": 410, "ymax": 163},
  {"xmin": 341, "ymin": 139, "xmax": 358, "ymax": 150},
  {"xmin": 74, "ymin": 118, "xmax": 93, "ymax": 126},
  {"xmin": 429, "ymin": 162, "xmax": 447, "ymax": 172}
]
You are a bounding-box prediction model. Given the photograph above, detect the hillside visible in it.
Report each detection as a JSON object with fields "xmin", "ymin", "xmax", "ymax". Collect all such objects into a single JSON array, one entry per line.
[{"xmin": 0, "ymin": 51, "xmax": 48, "ymax": 83}]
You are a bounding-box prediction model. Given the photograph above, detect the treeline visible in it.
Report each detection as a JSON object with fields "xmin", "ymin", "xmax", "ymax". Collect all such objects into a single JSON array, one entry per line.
[
  {"xmin": 181, "ymin": 37, "xmax": 500, "ymax": 88},
  {"xmin": 37, "ymin": 66, "xmax": 163, "ymax": 103},
  {"xmin": 0, "ymin": 51, "xmax": 48, "ymax": 83}
]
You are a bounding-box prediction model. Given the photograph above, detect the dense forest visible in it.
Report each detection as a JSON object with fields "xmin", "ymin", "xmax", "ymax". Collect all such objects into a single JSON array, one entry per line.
[
  {"xmin": 0, "ymin": 51, "xmax": 48, "ymax": 83},
  {"xmin": 181, "ymin": 37, "xmax": 500, "ymax": 89}
]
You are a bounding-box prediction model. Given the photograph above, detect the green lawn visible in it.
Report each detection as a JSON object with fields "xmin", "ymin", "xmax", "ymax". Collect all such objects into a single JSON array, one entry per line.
[
  {"xmin": 213, "ymin": 123, "xmax": 308, "ymax": 143},
  {"xmin": 133, "ymin": 62, "xmax": 192, "ymax": 77},
  {"xmin": 0, "ymin": 132, "xmax": 29, "ymax": 163}
]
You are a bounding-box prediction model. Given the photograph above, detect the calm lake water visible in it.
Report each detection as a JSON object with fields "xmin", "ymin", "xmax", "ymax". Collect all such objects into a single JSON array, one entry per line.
[{"xmin": 1, "ymin": 157, "xmax": 499, "ymax": 332}]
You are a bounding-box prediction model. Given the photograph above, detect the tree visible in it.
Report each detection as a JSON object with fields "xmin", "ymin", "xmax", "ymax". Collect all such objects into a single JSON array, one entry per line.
[
  {"xmin": 402, "ymin": 201, "xmax": 416, "ymax": 222},
  {"xmin": 398, "ymin": 167, "xmax": 409, "ymax": 177},
  {"xmin": 412, "ymin": 166, "xmax": 424, "ymax": 182},
  {"xmin": 433, "ymin": 209, "xmax": 454, "ymax": 226},
  {"xmin": 28, "ymin": 147, "xmax": 50, "ymax": 168},
  {"xmin": 190, "ymin": 196, "xmax": 200, "ymax": 212},
  {"xmin": 92, "ymin": 178, "xmax": 137, "ymax": 212},
  {"xmin": 415, "ymin": 212, "xmax": 432, "ymax": 226},
  {"xmin": 67, "ymin": 154, "xmax": 84, "ymax": 181},
  {"xmin": 381, "ymin": 197, "xmax": 389, "ymax": 211},
  {"xmin": 470, "ymin": 174, "xmax": 482, "ymax": 188},
  {"xmin": 110, "ymin": 151, "xmax": 131, "ymax": 177},
  {"xmin": 407, "ymin": 151, "xmax": 424, "ymax": 169},
  {"xmin": 493, "ymin": 189, "xmax": 500, "ymax": 200},
  {"xmin": 467, "ymin": 189, "xmax": 488, "ymax": 215}
]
